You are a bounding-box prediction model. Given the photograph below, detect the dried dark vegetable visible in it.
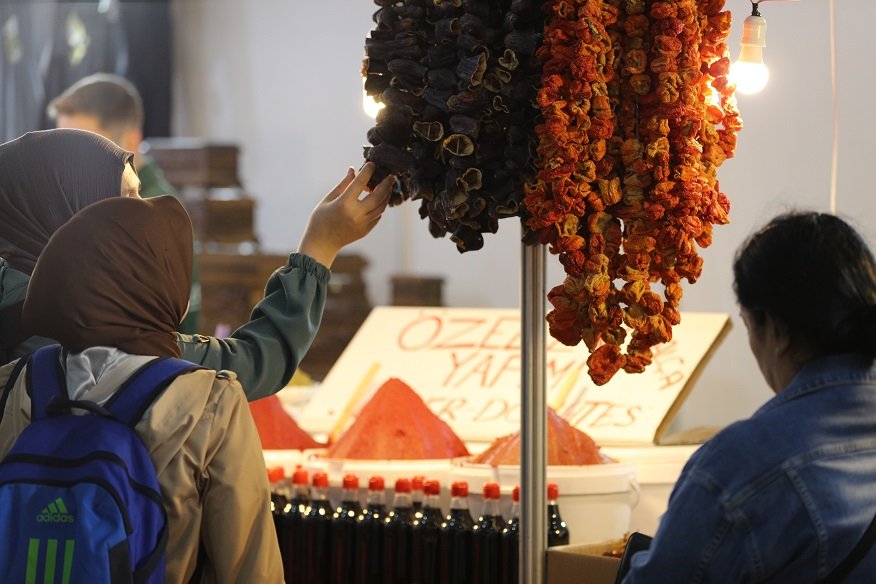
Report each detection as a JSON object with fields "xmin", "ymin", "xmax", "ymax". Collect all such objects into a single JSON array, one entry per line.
[{"xmin": 363, "ymin": 0, "xmax": 544, "ymax": 252}]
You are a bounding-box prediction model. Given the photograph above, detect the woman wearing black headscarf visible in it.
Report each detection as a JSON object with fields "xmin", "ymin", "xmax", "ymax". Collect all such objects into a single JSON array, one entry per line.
[
  {"xmin": 0, "ymin": 129, "xmax": 136, "ymax": 361},
  {"xmin": 0, "ymin": 195, "xmax": 282, "ymax": 582},
  {"xmin": 0, "ymin": 129, "xmax": 137, "ymax": 275},
  {"xmin": 0, "ymin": 129, "xmax": 394, "ymax": 394}
]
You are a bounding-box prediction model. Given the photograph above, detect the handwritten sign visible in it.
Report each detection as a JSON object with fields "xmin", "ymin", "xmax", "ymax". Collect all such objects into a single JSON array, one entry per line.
[{"xmin": 300, "ymin": 307, "xmax": 730, "ymax": 446}]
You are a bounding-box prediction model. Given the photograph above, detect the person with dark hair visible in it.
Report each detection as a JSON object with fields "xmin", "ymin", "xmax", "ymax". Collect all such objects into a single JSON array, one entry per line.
[
  {"xmin": 0, "ymin": 129, "xmax": 395, "ymax": 400},
  {"xmin": 0, "ymin": 195, "xmax": 283, "ymax": 582},
  {"xmin": 47, "ymin": 73, "xmax": 174, "ymax": 199},
  {"xmin": 623, "ymin": 211, "xmax": 876, "ymax": 583},
  {"xmin": 46, "ymin": 73, "xmax": 202, "ymax": 330}
]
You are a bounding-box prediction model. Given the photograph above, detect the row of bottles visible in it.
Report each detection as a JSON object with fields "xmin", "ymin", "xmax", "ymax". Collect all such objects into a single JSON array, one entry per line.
[{"xmin": 267, "ymin": 468, "xmax": 568, "ymax": 584}]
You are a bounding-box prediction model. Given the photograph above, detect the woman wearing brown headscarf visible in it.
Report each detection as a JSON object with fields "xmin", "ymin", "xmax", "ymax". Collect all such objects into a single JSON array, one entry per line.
[
  {"xmin": 0, "ymin": 196, "xmax": 282, "ymax": 583},
  {"xmin": 0, "ymin": 129, "xmax": 394, "ymax": 396}
]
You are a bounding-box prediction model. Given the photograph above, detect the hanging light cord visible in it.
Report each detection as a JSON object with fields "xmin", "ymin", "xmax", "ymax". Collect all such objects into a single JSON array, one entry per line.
[
  {"xmin": 828, "ymin": 0, "xmax": 838, "ymax": 214},
  {"xmin": 749, "ymin": 1, "xmax": 761, "ymax": 17}
]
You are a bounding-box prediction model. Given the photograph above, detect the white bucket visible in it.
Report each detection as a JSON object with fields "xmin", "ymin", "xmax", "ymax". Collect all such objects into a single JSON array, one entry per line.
[
  {"xmin": 600, "ymin": 445, "xmax": 700, "ymax": 535},
  {"xmin": 449, "ymin": 459, "xmax": 638, "ymax": 545},
  {"xmin": 261, "ymin": 449, "xmax": 305, "ymax": 477}
]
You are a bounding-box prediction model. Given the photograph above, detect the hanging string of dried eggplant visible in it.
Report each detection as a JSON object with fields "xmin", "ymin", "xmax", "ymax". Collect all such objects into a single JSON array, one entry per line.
[{"xmin": 363, "ymin": 0, "xmax": 544, "ymax": 252}]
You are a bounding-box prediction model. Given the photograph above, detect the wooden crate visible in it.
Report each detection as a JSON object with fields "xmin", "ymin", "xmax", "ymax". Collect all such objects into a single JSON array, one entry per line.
[
  {"xmin": 142, "ymin": 138, "xmax": 240, "ymax": 188},
  {"xmin": 390, "ymin": 275, "xmax": 444, "ymax": 306},
  {"xmin": 198, "ymin": 252, "xmax": 288, "ymax": 337},
  {"xmin": 186, "ymin": 198, "xmax": 257, "ymax": 244},
  {"xmin": 300, "ymin": 254, "xmax": 372, "ymax": 380},
  {"xmin": 198, "ymin": 252, "xmax": 372, "ymax": 381}
]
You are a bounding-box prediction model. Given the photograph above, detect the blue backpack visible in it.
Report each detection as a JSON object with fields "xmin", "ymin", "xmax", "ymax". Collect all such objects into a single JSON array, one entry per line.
[{"xmin": 0, "ymin": 345, "xmax": 202, "ymax": 584}]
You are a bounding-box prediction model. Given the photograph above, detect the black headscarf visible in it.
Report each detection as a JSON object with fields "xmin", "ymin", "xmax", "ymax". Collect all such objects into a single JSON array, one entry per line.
[
  {"xmin": 0, "ymin": 129, "xmax": 133, "ymax": 275},
  {"xmin": 24, "ymin": 196, "xmax": 193, "ymax": 358}
]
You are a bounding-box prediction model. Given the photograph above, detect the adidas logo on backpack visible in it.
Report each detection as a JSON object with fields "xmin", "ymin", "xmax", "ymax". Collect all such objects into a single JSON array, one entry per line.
[
  {"xmin": 35, "ymin": 497, "xmax": 75, "ymax": 523},
  {"xmin": 0, "ymin": 345, "xmax": 202, "ymax": 583}
]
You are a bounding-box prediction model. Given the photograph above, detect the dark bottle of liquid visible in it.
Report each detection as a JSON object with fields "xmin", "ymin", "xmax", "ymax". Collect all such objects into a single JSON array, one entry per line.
[
  {"xmin": 355, "ymin": 476, "xmax": 386, "ymax": 584},
  {"xmin": 303, "ymin": 471, "xmax": 333, "ymax": 584},
  {"xmin": 383, "ymin": 477, "xmax": 414, "ymax": 584},
  {"xmin": 268, "ymin": 466, "xmax": 290, "ymax": 576},
  {"xmin": 547, "ymin": 483, "xmax": 570, "ymax": 547},
  {"xmin": 282, "ymin": 468, "xmax": 311, "ymax": 583},
  {"xmin": 411, "ymin": 479, "xmax": 442, "ymax": 584},
  {"xmin": 268, "ymin": 466, "xmax": 288, "ymax": 541},
  {"xmin": 438, "ymin": 481, "xmax": 475, "ymax": 584},
  {"xmin": 472, "ymin": 481, "xmax": 506, "ymax": 584},
  {"xmin": 330, "ymin": 473, "xmax": 362, "ymax": 584},
  {"xmin": 411, "ymin": 475, "xmax": 426, "ymax": 519},
  {"xmin": 499, "ymin": 485, "xmax": 520, "ymax": 584}
]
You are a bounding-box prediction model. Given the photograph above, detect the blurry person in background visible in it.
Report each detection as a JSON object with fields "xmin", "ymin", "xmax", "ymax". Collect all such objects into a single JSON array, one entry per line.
[
  {"xmin": 48, "ymin": 73, "xmax": 173, "ymax": 198},
  {"xmin": 623, "ymin": 212, "xmax": 876, "ymax": 583},
  {"xmin": 46, "ymin": 73, "xmax": 202, "ymax": 331}
]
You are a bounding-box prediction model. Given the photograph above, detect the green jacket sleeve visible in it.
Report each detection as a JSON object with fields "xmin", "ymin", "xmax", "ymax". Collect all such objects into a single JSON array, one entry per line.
[
  {"xmin": 176, "ymin": 253, "xmax": 329, "ymax": 400},
  {"xmin": 0, "ymin": 261, "xmax": 55, "ymax": 364}
]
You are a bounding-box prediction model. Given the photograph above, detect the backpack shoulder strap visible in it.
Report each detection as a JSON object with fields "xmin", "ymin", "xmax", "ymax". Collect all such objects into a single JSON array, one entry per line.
[
  {"xmin": 104, "ymin": 357, "xmax": 204, "ymax": 427},
  {"xmin": 27, "ymin": 345, "xmax": 67, "ymax": 421},
  {"xmin": 0, "ymin": 355, "xmax": 29, "ymax": 426},
  {"xmin": 0, "ymin": 300, "xmax": 27, "ymax": 364}
]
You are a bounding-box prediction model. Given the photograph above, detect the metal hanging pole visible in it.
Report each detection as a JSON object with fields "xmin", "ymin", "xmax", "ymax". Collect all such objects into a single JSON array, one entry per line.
[{"xmin": 520, "ymin": 237, "xmax": 548, "ymax": 584}]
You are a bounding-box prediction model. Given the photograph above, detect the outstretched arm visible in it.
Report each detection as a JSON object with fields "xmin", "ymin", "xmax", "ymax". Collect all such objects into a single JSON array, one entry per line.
[
  {"xmin": 298, "ymin": 161, "xmax": 394, "ymax": 268},
  {"xmin": 177, "ymin": 164, "xmax": 395, "ymax": 399}
]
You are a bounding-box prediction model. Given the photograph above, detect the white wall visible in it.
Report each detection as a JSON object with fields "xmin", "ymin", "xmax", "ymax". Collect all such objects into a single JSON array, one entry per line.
[{"xmin": 171, "ymin": 0, "xmax": 876, "ymax": 432}]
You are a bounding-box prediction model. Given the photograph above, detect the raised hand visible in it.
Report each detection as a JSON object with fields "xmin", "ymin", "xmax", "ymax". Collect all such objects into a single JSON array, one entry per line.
[{"xmin": 297, "ymin": 162, "xmax": 395, "ymax": 268}]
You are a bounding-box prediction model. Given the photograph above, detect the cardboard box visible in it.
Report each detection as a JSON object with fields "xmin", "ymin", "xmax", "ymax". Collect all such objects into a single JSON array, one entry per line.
[{"xmin": 547, "ymin": 543, "xmax": 621, "ymax": 584}]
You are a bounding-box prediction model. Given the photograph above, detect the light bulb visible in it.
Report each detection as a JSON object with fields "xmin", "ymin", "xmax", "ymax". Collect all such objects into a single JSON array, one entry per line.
[
  {"xmin": 730, "ymin": 12, "xmax": 769, "ymax": 94},
  {"xmin": 362, "ymin": 78, "xmax": 385, "ymax": 119}
]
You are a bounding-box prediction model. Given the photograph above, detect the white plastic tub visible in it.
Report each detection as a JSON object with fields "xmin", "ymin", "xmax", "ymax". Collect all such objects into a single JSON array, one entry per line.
[
  {"xmin": 600, "ymin": 445, "xmax": 700, "ymax": 535},
  {"xmin": 261, "ymin": 449, "xmax": 305, "ymax": 477},
  {"xmin": 450, "ymin": 459, "xmax": 638, "ymax": 545}
]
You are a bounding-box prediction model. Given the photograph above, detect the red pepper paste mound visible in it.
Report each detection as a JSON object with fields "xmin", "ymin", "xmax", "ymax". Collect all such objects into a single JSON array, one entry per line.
[
  {"xmin": 249, "ymin": 395, "xmax": 323, "ymax": 450},
  {"xmin": 326, "ymin": 378, "xmax": 470, "ymax": 460},
  {"xmin": 472, "ymin": 408, "xmax": 603, "ymax": 466}
]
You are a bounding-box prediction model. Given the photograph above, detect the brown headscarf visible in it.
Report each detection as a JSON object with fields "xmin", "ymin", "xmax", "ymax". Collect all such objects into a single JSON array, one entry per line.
[
  {"xmin": 0, "ymin": 129, "xmax": 133, "ymax": 275},
  {"xmin": 23, "ymin": 196, "xmax": 193, "ymax": 358}
]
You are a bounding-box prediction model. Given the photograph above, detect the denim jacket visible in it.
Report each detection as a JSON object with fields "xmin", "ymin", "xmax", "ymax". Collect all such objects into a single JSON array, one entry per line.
[{"xmin": 623, "ymin": 354, "xmax": 876, "ymax": 583}]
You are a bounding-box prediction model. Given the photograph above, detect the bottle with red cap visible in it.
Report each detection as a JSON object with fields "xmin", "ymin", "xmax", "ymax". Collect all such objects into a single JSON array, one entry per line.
[
  {"xmin": 267, "ymin": 467, "xmax": 288, "ymax": 572},
  {"xmin": 330, "ymin": 474, "xmax": 361, "ymax": 584},
  {"xmin": 267, "ymin": 466, "xmax": 288, "ymax": 527},
  {"xmin": 303, "ymin": 471, "xmax": 333, "ymax": 584},
  {"xmin": 547, "ymin": 483, "xmax": 570, "ymax": 547},
  {"xmin": 411, "ymin": 475, "xmax": 426, "ymax": 519},
  {"xmin": 411, "ymin": 479, "xmax": 442, "ymax": 584},
  {"xmin": 472, "ymin": 482, "xmax": 506, "ymax": 584},
  {"xmin": 499, "ymin": 486, "xmax": 520, "ymax": 584},
  {"xmin": 383, "ymin": 477, "xmax": 415, "ymax": 584},
  {"xmin": 438, "ymin": 480, "xmax": 475, "ymax": 584},
  {"xmin": 355, "ymin": 476, "xmax": 386, "ymax": 584},
  {"xmin": 282, "ymin": 468, "xmax": 311, "ymax": 583}
]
